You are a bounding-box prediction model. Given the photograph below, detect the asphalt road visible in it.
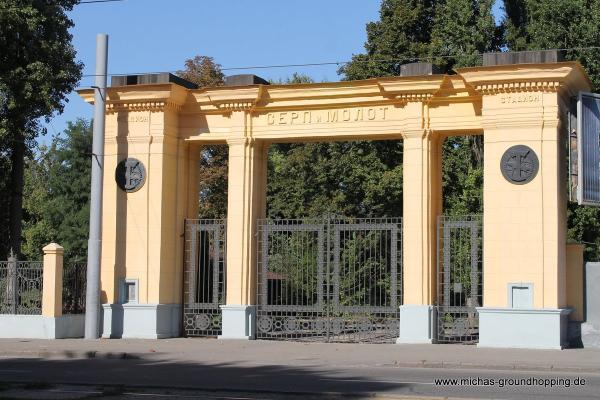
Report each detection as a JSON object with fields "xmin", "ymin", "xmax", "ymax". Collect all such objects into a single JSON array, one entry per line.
[{"xmin": 0, "ymin": 356, "xmax": 599, "ymax": 399}]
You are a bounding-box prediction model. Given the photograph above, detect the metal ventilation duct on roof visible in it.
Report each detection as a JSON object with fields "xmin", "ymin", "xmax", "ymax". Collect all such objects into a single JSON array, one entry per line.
[
  {"xmin": 224, "ymin": 74, "xmax": 269, "ymax": 86},
  {"xmin": 111, "ymin": 73, "xmax": 198, "ymax": 89},
  {"xmin": 483, "ymin": 50, "xmax": 565, "ymax": 66}
]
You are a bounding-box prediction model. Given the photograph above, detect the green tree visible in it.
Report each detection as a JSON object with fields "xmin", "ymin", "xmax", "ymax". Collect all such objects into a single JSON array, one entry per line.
[
  {"xmin": 176, "ymin": 55, "xmax": 228, "ymax": 219},
  {"xmin": 338, "ymin": 0, "xmax": 498, "ymax": 221},
  {"xmin": 176, "ymin": 55, "xmax": 224, "ymax": 88},
  {"xmin": 339, "ymin": 0, "xmax": 436, "ymax": 80},
  {"xmin": 268, "ymin": 141, "xmax": 404, "ymax": 219},
  {"xmin": 267, "ymin": 73, "xmax": 404, "ymax": 219},
  {"xmin": 503, "ymin": 0, "xmax": 600, "ymax": 89},
  {"xmin": 504, "ymin": 0, "xmax": 600, "ymax": 260},
  {"xmin": 430, "ymin": 0, "xmax": 500, "ymax": 70},
  {"xmin": 22, "ymin": 119, "xmax": 92, "ymax": 261},
  {"xmin": 0, "ymin": 0, "xmax": 82, "ymax": 257}
]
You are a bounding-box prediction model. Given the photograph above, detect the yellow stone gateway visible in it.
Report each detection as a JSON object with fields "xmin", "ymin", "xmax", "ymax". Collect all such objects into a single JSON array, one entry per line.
[{"xmin": 79, "ymin": 57, "xmax": 590, "ymax": 348}]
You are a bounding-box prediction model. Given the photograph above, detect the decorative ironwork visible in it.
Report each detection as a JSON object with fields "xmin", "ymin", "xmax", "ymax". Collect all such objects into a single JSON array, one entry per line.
[
  {"xmin": 500, "ymin": 145, "xmax": 539, "ymax": 184},
  {"xmin": 63, "ymin": 262, "xmax": 87, "ymax": 314},
  {"xmin": 115, "ymin": 158, "xmax": 146, "ymax": 192},
  {"xmin": 436, "ymin": 215, "xmax": 483, "ymax": 344},
  {"xmin": 183, "ymin": 219, "xmax": 226, "ymax": 337},
  {"xmin": 257, "ymin": 217, "xmax": 402, "ymax": 343},
  {"xmin": 0, "ymin": 259, "xmax": 43, "ymax": 315}
]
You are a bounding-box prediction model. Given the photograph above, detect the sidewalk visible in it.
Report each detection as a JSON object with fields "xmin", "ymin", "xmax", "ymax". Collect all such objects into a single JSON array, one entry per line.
[{"xmin": 1, "ymin": 338, "xmax": 600, "ymax": 373}]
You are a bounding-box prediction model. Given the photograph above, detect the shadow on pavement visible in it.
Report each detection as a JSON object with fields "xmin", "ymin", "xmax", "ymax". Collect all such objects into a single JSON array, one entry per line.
[{"xmin": 0, "ymin": 356, "xmax": 406, "ymax": 397}]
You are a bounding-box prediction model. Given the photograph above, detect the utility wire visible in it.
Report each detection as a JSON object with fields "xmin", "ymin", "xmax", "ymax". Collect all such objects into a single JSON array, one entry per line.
[
  {"xmin": 78, "ymin": 46, "xmax": 600, "ymax": 78},
  {"xmin": 79, "ymin": 0, "xmax": 125, "ymax": 3}
]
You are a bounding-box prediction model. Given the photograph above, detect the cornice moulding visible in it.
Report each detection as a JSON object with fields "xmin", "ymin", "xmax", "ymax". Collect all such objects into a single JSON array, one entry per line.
[
  {"xmin": 456, "ymin": 62, "xmax": 592, "ymax": 95},
  {"xmin": 77, "ymin": 83, "xmax": 188, "ymax": 108}
]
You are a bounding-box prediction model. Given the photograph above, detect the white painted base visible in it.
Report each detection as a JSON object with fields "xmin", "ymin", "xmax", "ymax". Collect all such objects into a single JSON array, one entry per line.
[
  {"xmin": 396, "ymin": 305, "xmax": 435, "ymax": 344},
  {"xmin": 0, "ymin": 314, "xmax": 84, "ymax": 339},
  {"xmin": 582, "ymin": 322, "xmax": 600, "ymax": 348},
  {"xmin": 101, "ymin": 303, "xmax": 181, "ymax": 339},
  {"xmin": 477, "ymin": 307, "xmax": 571, "ymax": 349},
  {"xmin": 218, "ymin": 305, "xmax": 256, "ymax": 340}
]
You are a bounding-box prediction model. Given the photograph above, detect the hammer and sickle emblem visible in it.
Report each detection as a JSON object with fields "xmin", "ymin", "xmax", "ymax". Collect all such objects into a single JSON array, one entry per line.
[
  {"xmin": 505, "ymin": 150, "xmax": 533, "ymax": 182},
  {"xmin": 500, "ymin": 145, "xmax": 539, "ymax": 185},
  {"xmin": 124, "ymin": 159, "xmax": 142, "ymax": 190},
  {"xmin": 116, "ymin": 158, "xmax": 146, "ymax": 192}
]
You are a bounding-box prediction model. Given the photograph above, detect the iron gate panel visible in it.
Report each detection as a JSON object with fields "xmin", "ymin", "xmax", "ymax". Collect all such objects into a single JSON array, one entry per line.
[
  {"xmin": 0, "ymin": 260, "xmax": 43, "ymax": 315},
  {"xmin": 183, "ymin": 219, "xmax": 226, "ymax": 337},
  {"xmin": 436, "ymin": 215, "xmax": 482, "ymax": 344},
  {"xmin": 257, "ymin": 217, "xmax": 402, "ymax": 343}
]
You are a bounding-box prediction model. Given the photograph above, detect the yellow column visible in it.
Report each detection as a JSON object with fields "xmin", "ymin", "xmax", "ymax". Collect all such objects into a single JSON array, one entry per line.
[
  {"xmin": 398, "ymin": 128, "xmax": 442, "ymax": 343},
  {"xmin": 42, "ymin": 243, "xmax": 64, "ymax": 317},
  {"xmin": 220, "ymin": 110, "xmax": 268, "ymax": 339},
  {"xmin": 225, "ymin": 135, "xmax": 268, "ymax": 305},
  {"xmin": 402, "ymin": 130, "xmax": 442, "ymax": 305},
  {"xmin": 477, "ymin": 90, "xmax": 570, "ymax": 349},
  {"xmin": 481, "ymin": 91, "xmax": 566, "ymax": 309}
]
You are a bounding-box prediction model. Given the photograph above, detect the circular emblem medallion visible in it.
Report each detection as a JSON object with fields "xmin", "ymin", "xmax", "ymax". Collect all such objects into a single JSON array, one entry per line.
[
  {"xmin": 194, "ymin": 314, "xmax": 211, "ymax": 330},
  {"xmin": 500, "ymin": 145, "xmax": 539, "ymax": 184},
  {"xmin": 115, "ymin": 158, "xmax": 146, "ymax": 192},
  {"xmin": 331, "ymin": 318, "xmax": 344, "ymax": 335},
  {"xmin": 284, "ymin": 317, "xmax": 298, "ymax": 332},
  {"xmin": 257, "ymin": 316, "xmax": 273, "ymax": 333},
  {"xmin": 357, "ymin": 318, "xmax": 372, "ymax": 332},
  {"xmin": 312, "ymin": 318, "xmax": 326, "ymax": 333}
]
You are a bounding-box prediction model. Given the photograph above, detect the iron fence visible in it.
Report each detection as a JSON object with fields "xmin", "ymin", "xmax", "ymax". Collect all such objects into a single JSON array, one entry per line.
[
  {"xmin": 183, "ymin": 219, "xmax": 226, "ymax": 337},
  {"xmin": 63, "ymin": 262, "xmax": 87, "ymax": 314},
  {"xmin": 436, "ymin": 215, "xmax": 483, "ymax": 344},
  {"xmin": 256, "ymin": 217, "xmax": 402, "ymax": 343},
  {"xmin": 0, "ymin": 260, "xmax": 43, "ymax": 315}
]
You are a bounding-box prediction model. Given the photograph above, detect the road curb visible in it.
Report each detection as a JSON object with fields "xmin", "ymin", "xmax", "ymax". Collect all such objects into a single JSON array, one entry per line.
[{"xmin": 2, "ymin": 349, "xmax": 600, "ymax": 374}]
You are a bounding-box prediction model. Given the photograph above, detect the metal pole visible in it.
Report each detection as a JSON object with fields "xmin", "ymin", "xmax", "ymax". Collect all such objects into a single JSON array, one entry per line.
[{"xmin": 85, "ymin": 34, "xmax": 108, "ymax": 339}]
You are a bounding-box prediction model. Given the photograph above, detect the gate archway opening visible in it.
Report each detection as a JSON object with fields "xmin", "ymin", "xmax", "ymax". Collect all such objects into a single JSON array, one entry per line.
[{"xmin": 436, "ymin": 135, "xmax": 484, "ymax": 344}]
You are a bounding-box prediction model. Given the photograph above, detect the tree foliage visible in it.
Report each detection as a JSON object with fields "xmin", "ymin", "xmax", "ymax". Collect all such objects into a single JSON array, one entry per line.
[
  {"xmin": 267, "ymin": 74, "xmax": 403, "ymax": 219},
  {"xmin": 22, "ymin": 119, "xmax": 92, "ymax": 261},
  {"xmin": 504, "ymin": 0, "xmax": 600, "ymax": 89},
  {"xmin": 176, "ymin": 55, "xmax": 225, "ymax": 88},
  {"xmin": 176, "ymin": 55, "xmax": 227, "ymax": 218},
  {"xmin": 503, "ymin": 0, "xmax": 600, "ymax": 259},
  {"xmin": 429, "ymin": 0, "xmax": 500, "ymax": 70},
  {"xmin": 339, "ymin": 0, "xmax": 436, "ymax": 80},
  {"xmin": 0, "ymin": 0, "xmax": 82, "ymax": 257}
]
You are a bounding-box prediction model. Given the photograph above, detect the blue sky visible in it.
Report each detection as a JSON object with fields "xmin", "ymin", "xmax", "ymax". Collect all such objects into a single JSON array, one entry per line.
[{"xmin": 44, "ymin": 0, "xmax": 503, "ymax": 140}]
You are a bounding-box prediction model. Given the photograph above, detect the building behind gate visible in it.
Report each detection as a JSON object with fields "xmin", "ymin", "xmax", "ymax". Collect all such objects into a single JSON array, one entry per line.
[{"xmin": 79, "ymin": 53, "xmax": 591, "ymax": 349}]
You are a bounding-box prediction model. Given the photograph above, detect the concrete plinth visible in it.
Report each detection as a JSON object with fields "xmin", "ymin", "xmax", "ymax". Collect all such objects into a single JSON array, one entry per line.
[
  {"xmin": 582, "ymin": 262, "xmax": 600, "ymax": 348},
  {"xmin": 478, "ymin": 307, "xmax": 571, "ymax": 349},
  {"xmin": 0, "ymin": 315, "xmax": 84, "ymax": 339},
  {"xmin": 101, "ymin": 304, "xmax": 181, "ymax": 339},
  {"xmin": 218, "ymin": 305, "xmax": 256, "ymax": 340},
  {"xmin": 396, "ymin": 305, "xmax": 435, "ymax": 344}
]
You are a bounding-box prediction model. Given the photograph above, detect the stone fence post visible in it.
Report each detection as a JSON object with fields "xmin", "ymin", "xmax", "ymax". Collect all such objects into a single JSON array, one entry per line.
[
  {"xmin": 42, "ymin": 243, "xmax": 64, "ymax": 317},
  {"xmin": 7, "ymin": 252, "xmax": 17, "ymax": 314}
]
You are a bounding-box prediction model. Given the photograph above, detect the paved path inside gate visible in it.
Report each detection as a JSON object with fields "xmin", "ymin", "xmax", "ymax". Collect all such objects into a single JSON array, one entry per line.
[{"xmin": 1, "ymin": 339, "xmax": 600, "ymax": 399}]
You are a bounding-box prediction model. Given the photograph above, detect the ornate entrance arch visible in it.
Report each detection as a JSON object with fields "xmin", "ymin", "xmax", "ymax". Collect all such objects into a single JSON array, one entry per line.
[{"xmin": 80, "ymin": 60, "xmax": 590, "ymax": 348}]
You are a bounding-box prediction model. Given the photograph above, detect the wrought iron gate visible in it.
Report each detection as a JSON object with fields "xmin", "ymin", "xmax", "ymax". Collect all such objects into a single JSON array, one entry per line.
[
  {"xmin": 0, "ymin": 259, "xmax": 43, "ymax": 315},
  {"xmin": 183, "ymin": 219, "xmax": 226, "ymax": 337},
  {"xmin": 256, "ymin": 217, "xmax": 402, "ymax": 343},
  {"xmin": 436, "ymin": 215, "xmax": 482, "ymax": 343}
]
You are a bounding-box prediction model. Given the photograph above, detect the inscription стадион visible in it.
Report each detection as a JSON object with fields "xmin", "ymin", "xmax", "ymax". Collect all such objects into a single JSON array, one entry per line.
[
  {"xmin": 266, "ymin": 107, "xmax": 389, "ymax": 126},
  {"xmin": 117, "ymin": 115, "xmax": 149, "ymax": 123},
  {"xmin": 500, "ymin": 94, "xmax": 541, "ymax": 104}
]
